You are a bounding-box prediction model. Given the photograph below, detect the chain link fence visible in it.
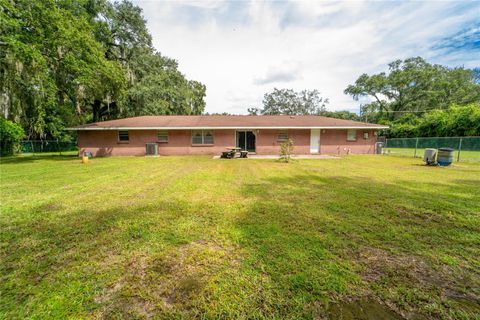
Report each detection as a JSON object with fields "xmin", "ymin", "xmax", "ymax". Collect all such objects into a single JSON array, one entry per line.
[
  {"xmin": 384, "ymin": 136, "xmax": 480, "ymax": 162},
  {"xmin": 21, "ymin": 140, "xmax": 78, "ymax": 156}
]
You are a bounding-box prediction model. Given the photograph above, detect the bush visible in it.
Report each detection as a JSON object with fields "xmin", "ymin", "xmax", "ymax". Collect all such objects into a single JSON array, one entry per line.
[
  {"xmin": 445, "ymin": 104, "xmax": 480, "ymax": 136},
  {"xmin": 388, "ymin": 122, "xmax": 418, "ymax": 138},
  {"xmin": 385, "ymin": 103, "xmax": 480, "ymax": 138},
  {"xmin": 279, "ymin": 138, "xmax": 294, "ymax": 162},
  {"xmin": 415, "ymin": 110, "xmax": 449, "ymax": 137},
  {"xmin": 0, "ymin": 118, "xmax": 25, "ymax": 156}
]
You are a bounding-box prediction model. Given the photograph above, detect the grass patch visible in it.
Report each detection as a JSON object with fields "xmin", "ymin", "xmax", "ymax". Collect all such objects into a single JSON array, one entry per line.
[
  {"xmin": 1, "ymin": 155, "xmax": 479, "ymax": 319},
  {"xmin": 384, "ymin": 147, "xmax": 480, "ymax": 162}
]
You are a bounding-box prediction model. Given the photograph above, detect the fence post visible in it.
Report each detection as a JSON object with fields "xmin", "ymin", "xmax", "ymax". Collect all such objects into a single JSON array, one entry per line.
[
  {"xmin": 457, "ymin": 138, "xmax": 462, "ymax": 162},
  {"xmin": 414, "ymin": 137, "xmax": 419, "ymax": 158},
  {"xmin": 31, "ymin": 141, "xmax": 34, "ymax": 156}
]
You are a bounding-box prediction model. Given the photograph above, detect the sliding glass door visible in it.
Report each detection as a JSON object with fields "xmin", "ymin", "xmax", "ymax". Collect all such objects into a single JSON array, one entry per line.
[{"xmin": 236, "ymin": 131, "xmax": 256, "ymax": 152}]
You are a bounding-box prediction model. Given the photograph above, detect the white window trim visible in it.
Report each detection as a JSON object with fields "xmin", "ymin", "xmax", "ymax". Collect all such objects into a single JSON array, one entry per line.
[
  {"xmin": 191, "ymin": 130, "xmax": 214, "ymax": 145},
  {"xmin": 277, "ymin": 130, "xmax": 289, "ymax": 142},
  {"xmin": 347, "ymin": 129, "xmax": 357, "ymax": 141},
  {"xmin": 118, "ymin": 130, "xmax": 129, "ymax": 142},
  {"xmin": 157, "ymin": 130, "xmax": 169, "ymax": 143}
]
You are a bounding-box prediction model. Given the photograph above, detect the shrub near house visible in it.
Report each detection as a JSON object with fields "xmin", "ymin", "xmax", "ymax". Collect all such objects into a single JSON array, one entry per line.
[{"xmin": 0, "ymin": 118, "xmax": 25, "ymax": 156}]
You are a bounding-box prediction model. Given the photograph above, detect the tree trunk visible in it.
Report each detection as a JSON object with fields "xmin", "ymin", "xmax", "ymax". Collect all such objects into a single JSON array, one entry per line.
[{"xmin": 92, "ymin": 99, "xmax": 102, "ymax": 122}]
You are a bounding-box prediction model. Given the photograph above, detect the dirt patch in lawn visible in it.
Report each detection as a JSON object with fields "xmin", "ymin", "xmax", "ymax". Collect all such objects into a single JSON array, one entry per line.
[
  {"xmin": 355, "ymin": 247, "xmax": 480, "ymax": 318},
  {"xmin": 38, "ymin": 202, "xmax": 64, "ymax": 212},
  {"xmin": 358, "ymin": 248, "xmax": 433, "ymax": 284},
  {"xmin": 94, "ymin": 240, "xmax": 240, "ymax": 318},
  {"xmin": 325, "ymin": 299, "xmax": 405, "ymax": 320},
  {"xmin": 358, "ymin": 247, "xmax": 478, "ymax": 293}
]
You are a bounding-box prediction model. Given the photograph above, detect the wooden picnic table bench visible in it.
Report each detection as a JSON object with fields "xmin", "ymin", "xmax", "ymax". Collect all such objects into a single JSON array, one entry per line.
[{"xmin": 220, "ymin": 147, "xmax": 247, "ymax": 159}]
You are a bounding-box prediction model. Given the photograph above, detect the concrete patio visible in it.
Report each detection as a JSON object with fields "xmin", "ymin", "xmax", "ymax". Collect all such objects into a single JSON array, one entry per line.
[{"xmin": 212, "ymin": 154, "xmax": 339, "ymax": 160}]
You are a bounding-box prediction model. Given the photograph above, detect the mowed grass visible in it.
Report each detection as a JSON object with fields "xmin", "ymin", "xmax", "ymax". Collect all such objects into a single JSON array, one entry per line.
[
  {"xmin": 1, "ymin": 155, "xmax": 479, "ymax": 319},
  {"xmin": 385, "ymin": 148, "xmax": 480, "ymax": 162}
]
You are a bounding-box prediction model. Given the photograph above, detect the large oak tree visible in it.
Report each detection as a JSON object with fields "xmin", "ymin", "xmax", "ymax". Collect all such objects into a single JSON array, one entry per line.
[
  {"xmin": 0, "ymin": 0, "xmax": 206, "ymax": 140},
  {"xmin": 344, "ymin": 57, "xmax": 480, "ymax": 122}
]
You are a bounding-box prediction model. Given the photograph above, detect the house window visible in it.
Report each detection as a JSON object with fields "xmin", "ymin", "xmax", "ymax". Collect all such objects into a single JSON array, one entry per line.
[
  {"xmin": 203, "ymin": 130, "xmax": 214, "ymax": 144},
  {"xmin": 192, "ymin": 130, "xmax": 214, "ymax": 145},
  {"xmin": 363, "ymin": 132, "xmax": 369, "ymax": 140},
  {"xmin": 118, "ymin": 130, "xmax": 129, "ymax": 142},
  {"xmin": 157, "ymin": 130, "xmax": 169, "ymax": 142},
  {"xmin": 277, "ymin": 130, "xmax": 288, "ymax": 141},
  {"xmin": 347, "ymin": 129, "xmax": 357, "ymax": 141}
]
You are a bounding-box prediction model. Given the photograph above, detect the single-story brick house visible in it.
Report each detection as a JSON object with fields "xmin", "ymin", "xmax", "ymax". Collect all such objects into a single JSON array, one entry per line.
[{"xmin": 68, "ymin": 115, "xmax": 388, "ymax": 157}]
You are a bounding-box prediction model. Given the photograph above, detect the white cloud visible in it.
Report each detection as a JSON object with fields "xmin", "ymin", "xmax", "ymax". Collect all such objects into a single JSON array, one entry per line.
[
  {"xmin": 133, "ymin": 0, "xmax": 480, "ymax": 114},
  {"xmin": 253, "ymin": 61, "xmax": 302, "ymax": 85},
  {"xmin": 181, "ymin": 1, "xmax": 224, "ymax": 9}
]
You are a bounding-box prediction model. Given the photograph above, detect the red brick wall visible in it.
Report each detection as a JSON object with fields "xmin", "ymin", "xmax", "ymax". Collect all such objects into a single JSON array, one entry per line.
[
  {"xmin": 256, "ymin": 129, "xmax": 310, "ymax": 155},
  {"xmin": 78, "ymin": 130, "xmax": 154, "ymax": 156},
  {"xmin": 157, "ymin": 130, "xmax": 235, "ymax": 155},
  {"xmin": 78, "ymin": 128, "xmax": 377, "ymax": 156},
  {"xmin": 320, "ymin": 129, "xmax": 376, "ymax": 155},
  {"xmin": 78, "ymin": 130, "xmax": 236, "ymax": 156}
]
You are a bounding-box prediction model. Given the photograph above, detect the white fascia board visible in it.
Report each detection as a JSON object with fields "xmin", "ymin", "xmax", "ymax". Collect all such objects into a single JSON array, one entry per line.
[{"xmin": 66, "ymin": 126, "xmax": 389, "ymax": 130}]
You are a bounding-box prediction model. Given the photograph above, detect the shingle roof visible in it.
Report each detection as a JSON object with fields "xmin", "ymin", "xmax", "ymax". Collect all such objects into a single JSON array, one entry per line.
[{"xmin": 68, "ymin": 115, "xmax": 388, "ymax": 130}]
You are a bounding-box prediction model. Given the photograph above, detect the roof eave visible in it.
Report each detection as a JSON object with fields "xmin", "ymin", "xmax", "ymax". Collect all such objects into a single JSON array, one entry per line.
[{"xmin": 66, "ymin": 125, "xmax": 389, "ymax": 130}]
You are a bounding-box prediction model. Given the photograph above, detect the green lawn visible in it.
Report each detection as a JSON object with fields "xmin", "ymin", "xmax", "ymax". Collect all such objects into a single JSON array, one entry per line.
[
  {"xmin": 384, "ymin": 148, "xmax": 480, "ymax": 162},
  {"xmin": 1, "ymin": 155, "xmax": 479, "ymax": 319}
]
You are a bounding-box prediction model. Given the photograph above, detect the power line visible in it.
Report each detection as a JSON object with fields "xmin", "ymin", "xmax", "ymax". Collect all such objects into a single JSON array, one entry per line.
[
  {"xmin": 361, "ymin": 109, "xmax": 448, "ymax": 123},
  {"xmin": 361, "ymin": 109, "xmax": 447, "ymax": 114}
]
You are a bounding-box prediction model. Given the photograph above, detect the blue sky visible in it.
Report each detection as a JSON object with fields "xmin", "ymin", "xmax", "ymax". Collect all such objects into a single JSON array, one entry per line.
[{"xmin": 133, "ymin": 0, "xmax": 480, "ymax": 114}]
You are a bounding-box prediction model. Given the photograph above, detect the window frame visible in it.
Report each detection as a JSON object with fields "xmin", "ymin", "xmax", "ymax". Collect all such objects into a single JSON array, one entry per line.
[
  {"xmin": 277, "ymin": 130, "xmax": 289, "ymax": 142},
  {"xmin": 346, "ymin": 129, "xmax": 357, "ymax": 142},
  {"xmin": 192, "ymin": 130, "xmax": 204, "ymax": 145},
  {"xmin": 203, "ymin": 130, "xmax": 214, "ymax": 144},
  {"xmin": 191, "ymin": 130, "xmax": 214, "ymax": 145},
  {"xmin": 157, "ymin": 130, "xmax": 169, "ymax": 143},
  {"xmin": 118, "ymin": 130, "xmax": 129, "ymax": 143}
]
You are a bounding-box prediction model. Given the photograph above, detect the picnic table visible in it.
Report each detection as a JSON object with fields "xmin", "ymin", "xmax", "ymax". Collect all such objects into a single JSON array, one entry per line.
[{"xmin": 221, "ymin": 147, "xmax": 248, "ymax": 159}]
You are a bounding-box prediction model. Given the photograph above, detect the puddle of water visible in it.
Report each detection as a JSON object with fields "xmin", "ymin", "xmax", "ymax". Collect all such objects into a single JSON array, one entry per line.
[{"xmin": 327, "ymin": 299, "xmax": 404, "ymax": 320}]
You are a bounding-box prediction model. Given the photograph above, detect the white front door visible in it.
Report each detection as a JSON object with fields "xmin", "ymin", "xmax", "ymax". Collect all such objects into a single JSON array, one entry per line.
[{"xmin": 310, "ymin": 129, "xmax": 320, "ymax": 154}]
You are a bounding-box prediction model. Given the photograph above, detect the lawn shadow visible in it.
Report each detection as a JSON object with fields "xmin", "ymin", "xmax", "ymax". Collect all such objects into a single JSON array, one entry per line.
[
  {"xmin": 234, "ymin": 173, "xmax": 480, "ymax": 319},
  {"xmin": 454, "ymin": 179, "xmax": 480, "ymax": 187},
  {"xmin": 0, "ymin": 154, "xmax": 78, "ymax": 165},
  {"xmin": 0, "ymin": 197, "xmax": 212, "ymax": 318}
]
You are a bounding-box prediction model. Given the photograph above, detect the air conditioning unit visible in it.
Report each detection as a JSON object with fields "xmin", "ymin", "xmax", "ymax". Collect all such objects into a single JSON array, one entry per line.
[
  {"xmin": 146, "ymin": 143, "xmax": 158, "ymax": 156},
  {"xmin": 423, "ymin": 148, "xmax": 437, "ymax": 165}
]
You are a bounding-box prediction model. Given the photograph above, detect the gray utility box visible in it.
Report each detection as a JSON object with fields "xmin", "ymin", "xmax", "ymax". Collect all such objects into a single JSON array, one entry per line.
[{"xmin": 146, "ymin": 143, "xmax": 159, "ymax": 156}]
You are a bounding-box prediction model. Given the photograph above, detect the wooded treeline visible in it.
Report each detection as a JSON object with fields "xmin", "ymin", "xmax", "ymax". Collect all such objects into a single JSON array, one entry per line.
[
  {"xmin": 0, "ymin": 0, "xmax": 206, "ymax": 140},
  {"xmin": 344, "ymin": 57, "xmax": 480, "ymax": 137},
  {"xmin": 247, "ymin": 88, "xmax": 360, "ymax": 120}
]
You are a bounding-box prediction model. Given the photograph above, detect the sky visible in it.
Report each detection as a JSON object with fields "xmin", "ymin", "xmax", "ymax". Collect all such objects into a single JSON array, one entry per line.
[{"xmin": 133, "ymin": 0, "xmax": 480, "ymax": 114}]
